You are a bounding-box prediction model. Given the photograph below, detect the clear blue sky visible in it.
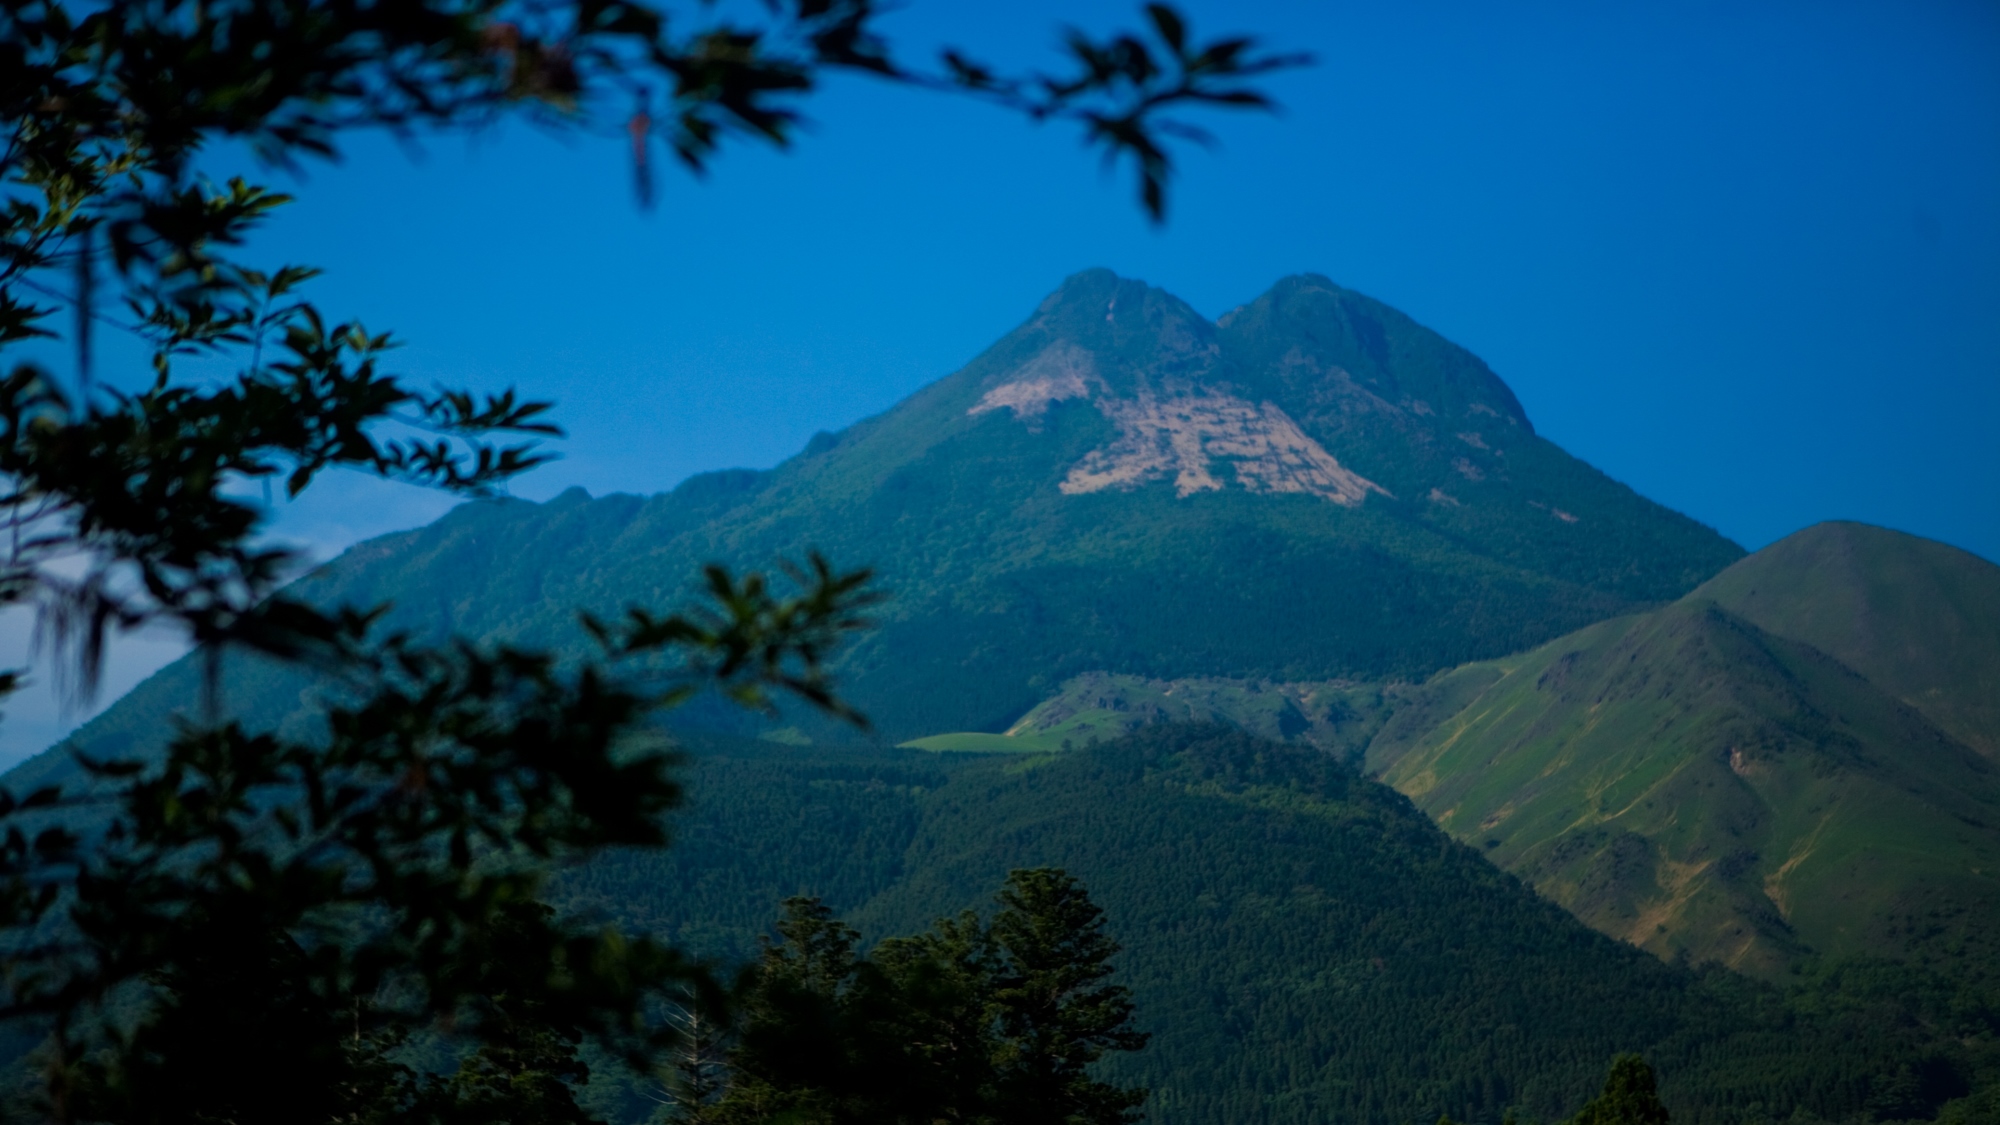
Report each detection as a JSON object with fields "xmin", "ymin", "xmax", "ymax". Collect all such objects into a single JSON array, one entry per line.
[{"xmin": 4, "ymin": 0, "xmax": 1997, "ymax": 762}]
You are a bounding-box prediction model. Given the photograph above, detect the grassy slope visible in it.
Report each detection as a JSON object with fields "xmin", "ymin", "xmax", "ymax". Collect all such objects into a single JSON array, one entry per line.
[
  {"xmin": 1000, "ymin": 671, "xmax": 1408, "ymax": 761},
  {"xmin": 897, "ymin": 731, "xmax": 1061, "ymax": 753},
  {"xmin": 1365, "ymin": 599, "xmax": 2000, "ymax": 980},
  {"xmin": 1694, "ymin": 521, "xmax": 2000, "ymax": 758}
]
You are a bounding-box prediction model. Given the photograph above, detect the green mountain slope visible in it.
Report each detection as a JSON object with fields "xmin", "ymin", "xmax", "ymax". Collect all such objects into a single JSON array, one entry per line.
[
  {"xmin": 558, "ymin": 726, "xmax": 1986, "ymax": 1125},
  {"xmin": 23, "ymin": 270, "xmax": 1739, "ymax": 772},
  {"xmin": 999, "ymin": 524, "xmax": 2000, "ymax": 984},
  {"xmin": 1693, "ymin": 521, "xmax": 2000, "ymax": 758},
  {"xmin": 988, "ymin": 670, "xmax": 1409, "ymax": 761},
  {"xmin": 1368, "ymin": 601, "xmax": 2000, "ymax": 978}
]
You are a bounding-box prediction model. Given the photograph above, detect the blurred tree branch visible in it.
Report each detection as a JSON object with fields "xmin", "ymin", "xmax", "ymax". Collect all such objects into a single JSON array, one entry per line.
[{"xmin": 0, "ymin": 2, "xmax": 1297, "ymax": 1120}]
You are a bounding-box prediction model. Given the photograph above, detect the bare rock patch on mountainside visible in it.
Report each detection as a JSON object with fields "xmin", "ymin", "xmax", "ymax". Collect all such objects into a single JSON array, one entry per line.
[{"xmin": 1060, "ymin": 391, "xmax": 1389, "ymax": 504}]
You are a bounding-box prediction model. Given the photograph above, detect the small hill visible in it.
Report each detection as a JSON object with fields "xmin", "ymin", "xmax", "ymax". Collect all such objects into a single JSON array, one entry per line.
[
  {"xmin": 1364, "ymin": 531, "xmax": 2000, "ymax": 980},
  {"xmin": 991, "ymin": 670, "xmax": 1407, "ymax": 760},
  {"xmin": 1693, "ymin": 521, "xmax": 2000, "ymax": 758}
]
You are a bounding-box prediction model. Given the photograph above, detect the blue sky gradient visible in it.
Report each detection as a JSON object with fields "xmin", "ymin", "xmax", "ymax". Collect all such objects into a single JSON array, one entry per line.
[{"xmin": 3, "ymin": 0, "xmax": 1996, "ymax": 762}]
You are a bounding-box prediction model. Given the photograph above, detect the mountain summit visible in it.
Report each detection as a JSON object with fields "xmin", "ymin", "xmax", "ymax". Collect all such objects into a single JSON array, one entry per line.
[
  {"xmin": 29, "ymin": 271, "xmax": 1740, "ymax": 764},
  {"xmin": 961, "ymin": 269, "xmax": 1538, "ymax": 510},
  {"xmin": 1363, "ymin": 521, "xmax": 2000, "ymax": 978},
  {"xmin": 968, "ymin": 270, "xmax": 1502, "ymax": 508}
]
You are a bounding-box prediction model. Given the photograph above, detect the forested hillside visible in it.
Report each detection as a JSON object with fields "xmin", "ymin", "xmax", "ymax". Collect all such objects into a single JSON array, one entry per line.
[
  {"xmin": 550, "ymin": 727, "xmax": 1994, "ymax": 1125},
  {"xmin": 977, "ymin": 524, "xmax": 2000, "ymax": 992}
]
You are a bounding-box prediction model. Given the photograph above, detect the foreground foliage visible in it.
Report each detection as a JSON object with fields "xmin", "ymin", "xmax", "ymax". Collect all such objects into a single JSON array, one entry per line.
[
  {"xmin": 1568, "ymin": 1056, "xmax": 1671, "ymax": 1125},
  {"xmin": 694, "ymin": 869, "xmax": 1147, "ymax": 1125},
  {"xmin": 0, "ymin": 1, "xmax": 1292, "ymax": 1120}
]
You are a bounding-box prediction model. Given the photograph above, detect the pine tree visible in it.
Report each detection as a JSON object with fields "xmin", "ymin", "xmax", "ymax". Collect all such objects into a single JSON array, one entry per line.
[
  {"xmin": 873, "ymin": 910, "xmax": 1002, "ymax": 1123},
  {"xmin": 714, "ymin": 872, "xmax": 1152, "ymax": 1125},
  {"xmin": 428, "ymin": 901, "xmax": 603, "ymax": 1125},
  {"xmin": 713, "ymin": 897, "xmax": 870, "ymax": 1125},
  {"xmin": 1570, "ymin": 1055, "xmax": 1670, "ymax": 1125},
  {"xmin": 989, "ymin": 868, "xmax": 1152, "ymax": 1125},
  {"xmin": 655, "ymin": 992, "xmax": 729, "ymax": 1125},
  {"xmin": 440, "ymin": 1009, "xmax": 598, "ymax": 1125}
]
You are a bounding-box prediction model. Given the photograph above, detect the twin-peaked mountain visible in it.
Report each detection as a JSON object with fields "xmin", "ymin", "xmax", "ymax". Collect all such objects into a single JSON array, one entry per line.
[{"xmin": 31, "ymin": 269, "xmax": 1741, "ymax": 767}]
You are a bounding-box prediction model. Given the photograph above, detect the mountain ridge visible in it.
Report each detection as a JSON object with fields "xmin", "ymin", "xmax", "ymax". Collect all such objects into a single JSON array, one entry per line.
[
  {"xmin": 1692, "ymin": 521, "xmax": 2000, "ymax": 758},
  {"xmin": 14, "ymin": 269, "xmax": 1742, "ymax": 771},
  {"xmin": 1367, "ymin": 591, "xmax": 2000, "ymax": 979}
]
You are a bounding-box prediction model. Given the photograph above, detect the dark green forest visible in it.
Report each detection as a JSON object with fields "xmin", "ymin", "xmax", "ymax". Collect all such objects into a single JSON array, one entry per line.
[{"xmin": 545, "ymin": 726, "xmax": 2000, "ymax": 1125}]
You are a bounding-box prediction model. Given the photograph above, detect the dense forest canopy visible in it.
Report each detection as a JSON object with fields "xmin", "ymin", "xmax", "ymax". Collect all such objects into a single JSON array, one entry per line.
[{"xmin": 550, "ymin": 726, "xmax": 1997, "ymax": 1125}]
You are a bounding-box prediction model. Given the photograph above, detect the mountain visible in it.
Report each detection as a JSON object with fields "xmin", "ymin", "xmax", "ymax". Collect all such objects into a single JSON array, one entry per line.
[
  {"xmin": 19, "ymin": 270, "xmax": 1740, "ymax": 777},
  {"xmin": 1692, "ymin": 522, "xmax": 2000, "ymax": 759},
  {"xmin": 2, "ymin": 273, "xmax": 1993, "ymax": 1121},
  {"xmin": 1364, "ymin": 524, "xmax": 2000, "ymax": 979},
  {"xmin": 559, "ymin": 726, "xmax": 1981, "ymax": 1125},
  {"xmin": 995, "ymin": 523, "xmax": 2000, "ymax": 984}
]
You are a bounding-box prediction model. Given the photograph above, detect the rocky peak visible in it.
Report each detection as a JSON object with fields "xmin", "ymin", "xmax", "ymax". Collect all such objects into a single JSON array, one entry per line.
[
  {"xmin": 1015, "ymin": 269, "xmax": 1218, "ymax": 395},
  {"xmin": 973, "ymin": 272, "xmax": 1391, "ymax": 507}
]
